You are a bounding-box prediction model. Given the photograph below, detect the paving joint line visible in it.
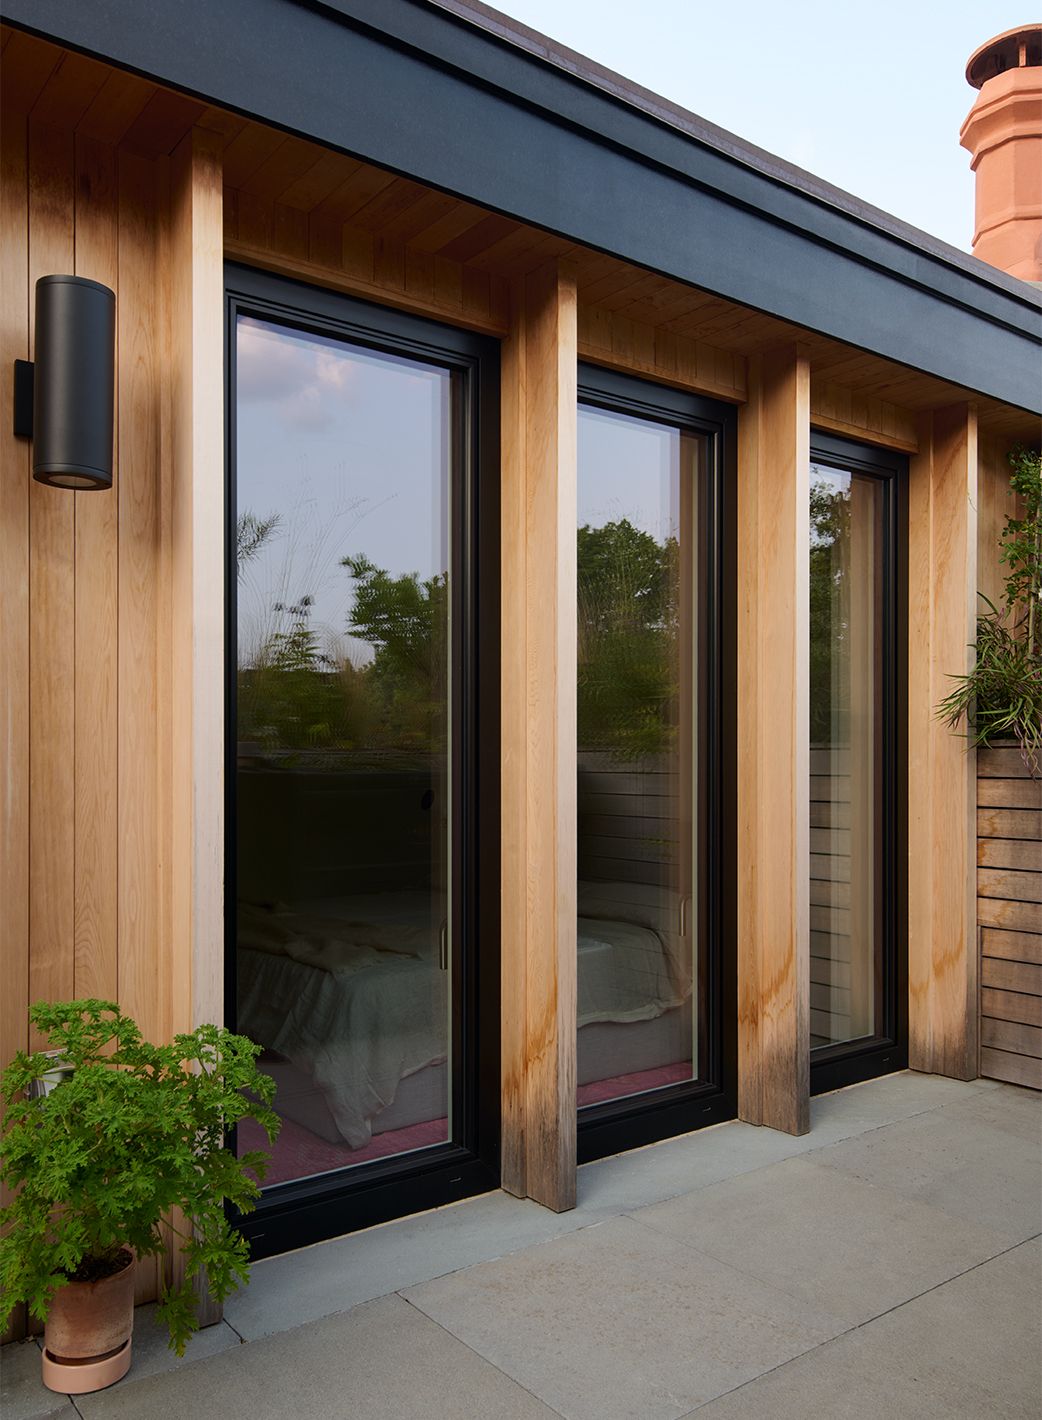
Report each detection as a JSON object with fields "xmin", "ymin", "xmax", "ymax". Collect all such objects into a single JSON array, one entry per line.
[
  {"xmin": 680, "ymin": 1231, "xmax": 1042, "ymax": 1415},
  {"xmin": 396, "ymin": 1290, "xmax": 570, "ymax": 1419}
]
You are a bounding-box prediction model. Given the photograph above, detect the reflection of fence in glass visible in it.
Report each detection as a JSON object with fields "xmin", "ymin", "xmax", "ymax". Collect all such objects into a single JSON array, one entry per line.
[{"xmin": 809, "ymin": 463, "xmax": 882, "ymax": 1049}]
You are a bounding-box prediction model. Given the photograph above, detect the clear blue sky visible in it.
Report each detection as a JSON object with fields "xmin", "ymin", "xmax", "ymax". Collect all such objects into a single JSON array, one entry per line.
[{"xmin": 484, "ymin": 0, "xmax": 1029, "ymax": 252}]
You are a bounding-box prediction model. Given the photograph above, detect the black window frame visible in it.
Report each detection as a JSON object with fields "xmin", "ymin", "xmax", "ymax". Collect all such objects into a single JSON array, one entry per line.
[
  {"xmin": 575, "ymin": 363, "xmax": 738, "ymax": 1164},
  {"xmin": 224, "ymin": 263, "xmax": 501, "ymax": 1258},
  {"xmin": 808, "ymin": 429, "xmax": 908, "ymax": 1096}
]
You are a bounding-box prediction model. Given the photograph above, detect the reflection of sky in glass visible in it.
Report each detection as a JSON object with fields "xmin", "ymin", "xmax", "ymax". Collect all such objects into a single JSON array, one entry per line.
[
  {"xmin": 236, "ymin": 317, "xmax": 450, "ymax": 665},
  {"xmin": 578, "ymin": 404, "xmax": 680, "ymax": 538}
]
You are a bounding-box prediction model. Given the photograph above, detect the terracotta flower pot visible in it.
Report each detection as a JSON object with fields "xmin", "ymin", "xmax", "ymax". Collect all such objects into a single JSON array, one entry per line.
[{"xmin": 41, "ymin": 1251, "xmax": 135, "ymax": 1394}]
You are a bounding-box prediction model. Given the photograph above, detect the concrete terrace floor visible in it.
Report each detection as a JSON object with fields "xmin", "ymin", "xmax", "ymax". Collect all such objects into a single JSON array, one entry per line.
[{"xmin": 3, "ymin": 1072, "xmax": 1040, "ymax": 1420}]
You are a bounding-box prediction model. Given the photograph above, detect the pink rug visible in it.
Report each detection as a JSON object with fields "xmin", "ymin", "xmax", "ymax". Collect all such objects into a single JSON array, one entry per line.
[
  {"xmin": 241, "ymin": 1060, "xmax": 693, "ymax": 1186},
  {"xmin": 238, "ymin": 1113, "xmax": 449, "ymax": 1187},
  {"xmin": 577, "ymin": 1060, "xmax": 692, "ymax": 1106}
]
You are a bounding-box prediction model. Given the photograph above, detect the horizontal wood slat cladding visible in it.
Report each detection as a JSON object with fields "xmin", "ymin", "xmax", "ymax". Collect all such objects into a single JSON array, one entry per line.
[
  {"xmin": 978, "ymin": 778, "xmax": 1042, "ymax": 810},
  {"xmin": 981, "ymin": 988, "xmax": 1042, "ymax": 1028},
  {"xmin": 981, "ymin": 928, "xmax": 1042, "ymax": 964},
  {"xmin": 980, "ymin": 1046, "xmax": 1042, "ymax": 1088},
  {"xmin": 977, "ymin": 756, "xmax": 1042, "ymax": 1089},
  {"xmin": 978, "ymin": 807, "xmax": 1042, "ymax": 839},
  {"xmin": 0, "ymin": 61, "xmax": 227, "ymax": 1323},
  {"xmin": 977, "ymin": 839, "xmax": 1042, "ymax": 871},
  {"xmin": 981, "ymin": 956, "xmax": 1042, "ymax": 993}
]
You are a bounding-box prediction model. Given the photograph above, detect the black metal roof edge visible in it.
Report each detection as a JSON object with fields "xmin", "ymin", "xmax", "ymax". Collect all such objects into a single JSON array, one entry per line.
[
  {"xmin": 340, "ymin": 0, "xmax": 1039, "ymax": 329},
  {"xmin": 429, "ymin": 0, "xmax": 1040, "ymax": 308},
  {"xmin": 4, "ymin": 0, "xmax": 1039, "ymax": 413}
]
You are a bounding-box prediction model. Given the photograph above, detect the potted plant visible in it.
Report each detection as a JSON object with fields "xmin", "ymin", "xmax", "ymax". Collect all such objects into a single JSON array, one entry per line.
[
  {"xmin": 0, "ymin": 999, "xmax": 278, "ymax": 1395},
  {"xmin": 939, "ymin": 444, "xmax": 1042, "ymax": 775}
]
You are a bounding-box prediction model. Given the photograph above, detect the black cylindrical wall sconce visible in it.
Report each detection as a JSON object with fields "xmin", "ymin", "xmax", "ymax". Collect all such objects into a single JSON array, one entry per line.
[{"xmin": 13, "ymin": 275, "xmax": 116, "ymax": 491}]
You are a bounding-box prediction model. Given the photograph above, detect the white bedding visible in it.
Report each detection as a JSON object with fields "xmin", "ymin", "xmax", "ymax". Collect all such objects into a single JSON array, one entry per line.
[{"xmin": 237, "ymin": 886, "xmax": 688, "ymax": 1148}]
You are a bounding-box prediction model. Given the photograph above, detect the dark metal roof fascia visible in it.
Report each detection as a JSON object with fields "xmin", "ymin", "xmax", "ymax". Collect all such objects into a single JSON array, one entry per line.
[{"xmin": 6, "ymin": 0, "xmax": 1040, "ymax": 412}]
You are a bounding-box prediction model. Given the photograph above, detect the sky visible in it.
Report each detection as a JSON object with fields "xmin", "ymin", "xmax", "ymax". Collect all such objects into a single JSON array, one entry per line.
[{"xmin": 479, "ymin": 0, "xmax": 1028, "ymax": 252}]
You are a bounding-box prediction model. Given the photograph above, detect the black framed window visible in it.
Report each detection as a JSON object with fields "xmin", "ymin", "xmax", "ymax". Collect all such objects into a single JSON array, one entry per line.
[
  {"xmin": 225, "ymin": 265, "xmax": 500, "ymax": 1257},
  {"xmin": 575, "ymin": 364, "xmax": 737, "ymax": 1163},
  {"xmin": 808, "ymin": 430, "xmax": 907, "ymax": 1094}
]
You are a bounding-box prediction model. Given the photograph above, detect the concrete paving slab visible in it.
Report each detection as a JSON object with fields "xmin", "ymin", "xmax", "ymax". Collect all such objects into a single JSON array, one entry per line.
[
  {"xmin": 403, "ymin": 1214, "xmax": 843, "ymax": 1420},
  {"xmin": 69, "ymin": 1293, "xmax": 563, "ymax": 1420},
  {"xmin": 0, "ymin": 1339, "xmax": 75, "ymax": 1420},
  {"xmin": 811, "ymin": 1097, "xmax": 1042, "ymax": 1244},
  {"xmin": 225, "ymin": 1188, "xmax": 590, "ymax": 1340},
  {"xmin": 573, "ymin": 1072, "xmax": 991, "ymax": 1223},
  {"xmin": 633, "ymin": 1154, "xmax": 1012, "ymax": 1327},
  {"xmin": 72, "ymin": 1306, "xmax": 241, "ymax": 1412},
  {"xmin": 574, "ymin": 1118, "xmax": 810, "ymax": 1219},
  {"xmin": 932, "ymin": 1080, "xmax": 1042, "ymax": 1144},
  {"xmin": 806, "ymin": 1072, "xmax": 996, "ymax": 1149},
  {"xmin": 688, "ymin": 1237, "xmax": 1042, "ymax": 1420}
]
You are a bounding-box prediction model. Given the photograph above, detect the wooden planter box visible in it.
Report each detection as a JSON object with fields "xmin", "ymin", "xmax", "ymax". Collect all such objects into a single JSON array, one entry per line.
[{"xmin": 977, "ymin": 745, "xmax": 1042, "ymax": 1088}]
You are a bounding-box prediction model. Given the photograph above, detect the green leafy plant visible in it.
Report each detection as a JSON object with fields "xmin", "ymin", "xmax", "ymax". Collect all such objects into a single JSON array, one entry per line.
[
  {"xmin": 938, "ymin": 445, "xmax": 1041, "ymax": 774},
  {"xmin": 0, "ymin": 1000, "xmax": 279, "ymax": 1355}
]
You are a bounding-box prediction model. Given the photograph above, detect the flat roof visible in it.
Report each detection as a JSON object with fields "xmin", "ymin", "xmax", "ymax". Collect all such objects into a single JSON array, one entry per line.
[
  {"xmin": 5, "ymin": 0, "xmax": 1040, "ymax": 413},
  {"xmin": 435, "ymin": 0, "xmax": 1038, "ymax": 305}
]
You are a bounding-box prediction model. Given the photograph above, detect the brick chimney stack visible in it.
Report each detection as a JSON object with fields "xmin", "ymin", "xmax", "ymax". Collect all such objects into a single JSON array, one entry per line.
[{"xmin": 960, "ymin": 24, "xmax": 1042, "ymax": 282}]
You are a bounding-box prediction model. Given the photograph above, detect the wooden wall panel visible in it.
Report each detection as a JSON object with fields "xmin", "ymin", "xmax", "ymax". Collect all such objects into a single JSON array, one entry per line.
[
  {"xmin": 810, "ymin": 379, "xmax": 917, "ymax": 453},
  {"xmin": 165, "ymin": 128, "xmax": 226, "ymax": 1037},
  {"xmin": 0, "ymin": 89, "xmax": 31, "ymax": 1350},
  {"xmin": 737, "ymin": 347, "xmax": 811, "ymax": 1134},
  {"xmin": 977, "ymin": 430, "xmax": 1015, "ymax": 615},
  {"xmin": 116, "ymin": 149, "xmax": 164, "ymax": 1054},
  {"xmin": 500, "ymin": 261, "xmax": 579, "ymax": 1210},
  {"xmin": 73, "ymin": 133, "xmax": 119, "ymax": 1003},
  {"xmin": 27, "ymin": 122, "xmax": 77, "ymax": 1045},
  {"xmin": 908, "ymin": 405, "xmax": 979, "ymax": 1080},
  {"xmin": 577, "ymin": 303, "xmax": 746, "ymax": 403}
]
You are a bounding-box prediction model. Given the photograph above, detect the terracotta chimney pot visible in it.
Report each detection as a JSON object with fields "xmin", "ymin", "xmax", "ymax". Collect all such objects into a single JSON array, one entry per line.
[{"xmin": 960, "ymin": 24, "xmax": 1042, "ymax": 282}]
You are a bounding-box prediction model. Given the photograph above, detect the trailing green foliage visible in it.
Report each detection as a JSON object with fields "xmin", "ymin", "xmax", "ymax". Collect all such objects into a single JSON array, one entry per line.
[
  {"xmin": 0, "ymin": 1001, "xmax": 279, "ymax": 1355},
  {"xmin": 938, "ymin": 445, "xmax": 1041, "ymax": 774}
]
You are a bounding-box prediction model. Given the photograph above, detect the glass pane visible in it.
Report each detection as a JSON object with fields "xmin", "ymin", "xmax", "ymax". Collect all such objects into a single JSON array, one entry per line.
[
  {"xmin": 576, "ymin": 403, "xmax": 705, "ymax": 1108},
  {"xmin": 809, "ymin": 463, "xmax": 885, "ymax": 1048},
  {"xmin": 234, "ymin": 315, "xmax": 453, "ymax": 1185}
]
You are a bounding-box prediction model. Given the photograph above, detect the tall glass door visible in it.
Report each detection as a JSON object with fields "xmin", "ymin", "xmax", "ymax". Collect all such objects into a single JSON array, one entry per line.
[
  {"xmin": 576, "ymin": 366, "xmax": 736, "ymax": 1159},
  {"xmin": 227, "ymin": 268, "xmax": 498, "ymax": 1254},
  {"xmin": 809, "ymin": 432, "xmax": 906, "ymax": 1090}
]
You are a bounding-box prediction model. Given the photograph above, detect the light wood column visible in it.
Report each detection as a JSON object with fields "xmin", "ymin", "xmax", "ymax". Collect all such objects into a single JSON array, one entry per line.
[
  {"xmin": 737, "ymin": 346, "xmax": 811, "ymax": 1135},
  {"xmin": 163, "ymin": 127, "xmax": 225, "ymax": 1040},
  {"xmin": 908, "ymin": 405, "xmax": 979, "ymax": 1079},
  {"xmin": 162, "ymin": 125, "xmax": 225, "ymax": 1324},
  {"xmin": 501, "ymin": 260, "xmax": 578, "ymax": 1211}
]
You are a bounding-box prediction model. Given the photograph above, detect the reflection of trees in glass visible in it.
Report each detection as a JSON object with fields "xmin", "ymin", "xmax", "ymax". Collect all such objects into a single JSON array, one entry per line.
[
  {"xmin": 237, "ymin": 594, "xmax": 378, "ymax": 753},
  {"xmin": 577, "ymin": 518, "xmax": 678, "ymax": 758},
  {"xmin": 236, "ymin": 511, "xmax": 281, "ymax": 576},
  {"xmin": 341, "ymin": 555, "xmax": 447, "ymax": 751},
  {"xmin": 809, "ymin": 475, "xmax": 850, "ymax": 745},
  {"xmin": 235, "ymin": 515, "xmax": 448, "ymax": 758}
]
